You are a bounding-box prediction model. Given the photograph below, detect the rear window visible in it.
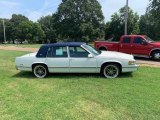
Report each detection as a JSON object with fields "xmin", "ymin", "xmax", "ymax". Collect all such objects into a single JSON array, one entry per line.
[
  {"xmin": 122, "ymin": 37, "xmax": 131, "ymax": 43},
  {"xmin": 36, "ymin": 46, "xmax": 49, "ymax": 58}
]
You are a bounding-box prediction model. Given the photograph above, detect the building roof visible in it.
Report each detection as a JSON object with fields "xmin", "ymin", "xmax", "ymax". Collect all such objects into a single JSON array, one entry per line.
[{"xmin": 43, "ymin": 42, "xmax": 86, "ymax": 47}]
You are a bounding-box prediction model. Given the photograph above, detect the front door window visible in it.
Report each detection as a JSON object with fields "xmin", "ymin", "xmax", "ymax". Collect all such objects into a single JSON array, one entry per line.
[{"xmin": 69, "ymin": 46, "xmax": 89, "ymax": 58}]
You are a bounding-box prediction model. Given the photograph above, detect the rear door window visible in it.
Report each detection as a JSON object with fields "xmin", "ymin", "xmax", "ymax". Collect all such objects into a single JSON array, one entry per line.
[
  {"xmin": 47, "ymin": 46, "xmax": 68, "ymax": 58},
  {"xmin": 122, "ymin": 37, "xmax": 131, "ymax": 44}
]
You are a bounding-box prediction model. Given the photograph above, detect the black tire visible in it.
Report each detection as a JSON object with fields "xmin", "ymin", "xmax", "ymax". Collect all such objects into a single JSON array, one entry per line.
[
  {"xmin": 33, "ymin": 65, "xmax": 48, "ymax": 78},
  {"xmin": 99, "ymin": 47, "xmax": 107, "ymax": 51},
  {"xmin": 151, "ymin": 51, "xmax": 160, "ymax": 61},
  {"xmin": 102, "ymin": 64, "xmax": 120, "ymax": 78}
]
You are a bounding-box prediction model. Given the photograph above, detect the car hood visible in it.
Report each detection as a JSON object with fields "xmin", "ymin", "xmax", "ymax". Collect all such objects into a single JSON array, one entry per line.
[
  {"xmin": 150, "ymin": 42, "xmax": 160, "ymax": 46},
  {"xmin": 98, "ymin": 51, "xmax": 134, "ymax": 60}
]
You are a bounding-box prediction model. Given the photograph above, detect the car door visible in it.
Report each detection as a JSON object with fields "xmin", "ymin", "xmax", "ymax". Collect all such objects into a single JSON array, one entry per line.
[
  {"xmin": 45, "ymin": 46, "xmax": 70, "ymax": 73},
  {"xmin": 119, "ymin": 37, "xmax": 132, "ymax": 54},
  {"xmin": 132, "ymin": 37, "xmax": 149, "ymax": 56},
  {"xmin": 69, "ymin": 46, "xmax": 97, "ymax": 73}
]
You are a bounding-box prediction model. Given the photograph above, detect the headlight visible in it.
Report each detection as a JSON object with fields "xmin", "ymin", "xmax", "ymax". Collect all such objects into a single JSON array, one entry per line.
[{"xmin": 128, "ymin": 61, "xmax": 136, "ymax": 65}]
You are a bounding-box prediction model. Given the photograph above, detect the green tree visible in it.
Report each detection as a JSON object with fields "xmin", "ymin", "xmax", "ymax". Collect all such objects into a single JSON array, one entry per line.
[
  {"xmin": 18, "ymin": 21, "xmax": 45, "ymax": 44},
  {"xmin": 18, "ymin": 21, "xmax": 33, "ymax": 44},
  {"xmin": 139, "ymin": 14, "xmax": 155, "ymax": 39},
  {"xmin": 8, "ymin": 14, "xmax": 45, "ymax": 44},
  {"xmin": 38, "ymin": 15, "xmax": 58, "ymax": 43},
  {"xmin": 105, "ymin": 7, "xmax": 140, "ymax": 41},
  {"xmin": 139, "ymin": 0, "xmax": 160, "ymax": 40},
  {"xmin": 56, "ymin": 0, "xmax": 105, "ymax": 42},
  {"xmin": 32, "ymin": 23, "xmax": 45, "ymax": 43},
  {"xmin": 9, "ymin": 14, "xmax": 29, "ymax": 43}
]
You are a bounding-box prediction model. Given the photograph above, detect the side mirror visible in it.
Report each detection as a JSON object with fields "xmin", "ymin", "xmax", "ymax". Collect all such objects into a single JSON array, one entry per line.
[
  {"xmin": 88, "ymin": 54, "xmax": 94, "ymax": 58},
  {"xmin": 141, "ymin": 41, "xmax": 147, "ymax": 45}
]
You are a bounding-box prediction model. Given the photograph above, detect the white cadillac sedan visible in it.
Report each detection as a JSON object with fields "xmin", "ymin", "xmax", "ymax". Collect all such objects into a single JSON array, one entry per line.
[{"xmin": 15, "ymin": 42, "xmax": 138, "ymax": 78}]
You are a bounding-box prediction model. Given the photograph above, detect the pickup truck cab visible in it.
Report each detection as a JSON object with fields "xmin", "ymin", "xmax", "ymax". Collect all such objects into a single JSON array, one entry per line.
[{"xmin": 95, "ymin": 35, "xmax": 160, "ymax": 60}]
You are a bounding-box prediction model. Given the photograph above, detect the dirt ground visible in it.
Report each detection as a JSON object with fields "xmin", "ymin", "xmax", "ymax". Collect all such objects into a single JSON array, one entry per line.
[
  {"xmin": 0, "ymin": 46, "xmax": 38, "ymax": 52},
  {"xmin": 0, "ymin": 45, "xmax": 160, "ymax": 68}
]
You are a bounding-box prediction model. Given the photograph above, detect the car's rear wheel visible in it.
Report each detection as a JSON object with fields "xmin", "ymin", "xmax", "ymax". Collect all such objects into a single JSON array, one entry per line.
[
  {"xmin": 102, "ymin": 64, "xmax": 120, "ymax": 78},
  {"xmin": 33, "ymin": 65, "xmax": 48, "ymax": 78}
]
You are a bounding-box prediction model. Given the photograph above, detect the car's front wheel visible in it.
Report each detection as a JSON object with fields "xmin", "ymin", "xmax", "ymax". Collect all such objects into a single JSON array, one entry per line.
[
  {"xmin": 152, "ymin": 51, "xmax": 160, "ymax": 61},
  {"xmin": 102, "ymin": 64, "xmax": 120, "ymax": 78},
  {"xmin": 33, "ymin": 65, "xmax": 48, "ymax": 78}
]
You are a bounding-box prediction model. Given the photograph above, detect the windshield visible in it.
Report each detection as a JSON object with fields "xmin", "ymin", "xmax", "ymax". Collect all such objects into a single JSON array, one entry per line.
[
  {"xmin": 82, "ymin": 44, "xmax": 100, "ymax": 56},
  {"xmin": 144, "ymin": 36, "xmax": 154, "ymax": 43}
]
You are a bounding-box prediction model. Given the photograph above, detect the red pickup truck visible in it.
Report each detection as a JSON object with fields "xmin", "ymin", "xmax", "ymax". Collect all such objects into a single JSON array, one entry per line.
[{"xmin": 94, "ymin": 35, "xmax": 160, "ymax": 60}]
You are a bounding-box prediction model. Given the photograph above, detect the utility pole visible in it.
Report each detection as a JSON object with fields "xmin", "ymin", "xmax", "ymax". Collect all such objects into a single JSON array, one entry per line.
[
  {"xmin": 124, "ymin": 0, "xmax": 129, "ymax": 35},
  {"xmin": 2, "ymin": 19, "xmax": 6, "ymax": 44}
]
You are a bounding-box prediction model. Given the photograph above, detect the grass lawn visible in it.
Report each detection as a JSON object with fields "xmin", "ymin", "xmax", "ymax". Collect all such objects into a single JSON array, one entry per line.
[
  {"xmin": 0, "ymin": 50, "xmax": 160, "ymax": 120},
  {"xmin": 0, "ymin": 44, "xmax": 42, "ymax": 48}
]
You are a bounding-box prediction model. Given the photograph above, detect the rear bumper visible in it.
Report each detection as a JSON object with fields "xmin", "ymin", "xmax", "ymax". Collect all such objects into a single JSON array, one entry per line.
[{"xmin": 16, "ymin": 66, "xmax": 32, "ymax": 71}]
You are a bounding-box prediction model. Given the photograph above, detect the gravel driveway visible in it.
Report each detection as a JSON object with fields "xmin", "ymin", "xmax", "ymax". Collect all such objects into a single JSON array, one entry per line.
[{"xmin": 0, "ymin": 45, "xmax": 160, "ymax": 67}]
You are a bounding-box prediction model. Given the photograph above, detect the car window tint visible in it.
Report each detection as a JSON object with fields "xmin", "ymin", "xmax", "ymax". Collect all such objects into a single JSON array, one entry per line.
[
  {"xmin": 133, "ymin": 37, "xmax": 144, "ymax": 44},
  {"xmin": 69, "ymin": 46, "xmax": 89, "ymax": 58},
  {"xmin": 36, "ymin": 46, "xmax": 49, "ymax": 58},
  {"xmin": 47, "ymin": 46, "xmax": 68, "ymax": 58},
  {"xmin": 122, "ymin": 37, "xmax": 131, "ymax": 43}
]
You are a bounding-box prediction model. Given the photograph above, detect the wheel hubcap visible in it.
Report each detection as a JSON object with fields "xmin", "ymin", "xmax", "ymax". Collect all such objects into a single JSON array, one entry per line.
[
  {"xmin": 34, "ymin": 66, "xmax": 46, "ymax": 78},
  {"xmin": 104, "ymin": 65, "xmax": 119, "ymax": 78},
  {"xmin": 154, "ymin": 53, "xmax": 160, "ymax": 60}
]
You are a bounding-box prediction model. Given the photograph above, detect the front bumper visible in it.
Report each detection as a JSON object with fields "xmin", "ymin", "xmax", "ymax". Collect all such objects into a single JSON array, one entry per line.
[{"xmin": 122, "ymin": 65, "xmax": 138, "ymax": 73}]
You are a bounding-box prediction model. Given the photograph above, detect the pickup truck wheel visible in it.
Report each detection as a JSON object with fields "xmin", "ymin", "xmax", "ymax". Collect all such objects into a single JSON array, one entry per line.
[
  {"xmin": 102, "ymin": 64, "xmax": 120, "ymax": 78},
  {"xmin": 33, "ymin": 65, "xmax": 48, "ymax": 78},
  {"xmin": 152, "ymin": 51, "xmax": 160, "ymax": 60}
]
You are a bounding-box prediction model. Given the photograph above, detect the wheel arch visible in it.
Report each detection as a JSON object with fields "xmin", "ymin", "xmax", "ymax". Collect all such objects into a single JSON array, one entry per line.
[
  {"xmin": 100, "ymin": 61, "xmax": 122, "ymax": 73},
  {"xmin": 150, "ymin": 48, "xmax": 160, "ymax": 57},
  {"xmin": 99, "ymin": 46, "xmax": 107, "ymax": 51},
  {"xmin": 32, "ymin": 63, "xmax": 49, "ymax": 71}
]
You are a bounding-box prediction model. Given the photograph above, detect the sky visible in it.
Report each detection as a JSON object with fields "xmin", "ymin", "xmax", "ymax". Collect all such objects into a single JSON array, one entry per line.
[{"xmin": 0, "ymin": 0, "xmax": 149, "ymax": 22}]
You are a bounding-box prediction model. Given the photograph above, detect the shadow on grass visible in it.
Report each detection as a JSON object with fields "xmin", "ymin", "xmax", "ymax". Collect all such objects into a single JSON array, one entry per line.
[
  {"xmin": 13, "ymin": 71, "xmax": 133, "ymax": 79},
  {"xmin": 12, "ymin": 71, "xmax": 35, "ymax": 79}
]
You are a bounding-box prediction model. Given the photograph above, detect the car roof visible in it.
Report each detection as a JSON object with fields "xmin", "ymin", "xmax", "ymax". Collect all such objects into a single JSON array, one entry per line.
[
  {"xmin": 42, "ymin": 42, "xmax": 86, "ymax": 47},
  {"xmin": 36, "ymin": 42, "xmax": 86, "ymax": 58}
]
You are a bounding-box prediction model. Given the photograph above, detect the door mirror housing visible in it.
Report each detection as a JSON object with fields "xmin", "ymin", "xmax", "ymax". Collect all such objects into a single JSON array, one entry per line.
[{"xmin": 88, "ymin": 54, "xmax": 94, "ymax": 58}]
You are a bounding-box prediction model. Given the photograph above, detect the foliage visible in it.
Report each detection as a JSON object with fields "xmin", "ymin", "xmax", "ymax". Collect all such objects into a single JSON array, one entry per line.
[
  {"xmin": 56, "ymin": 0, "xmax": 105, "ymax": 42},
  {"xmin": 139, "ymin": 0, "xmax": 160, "ymax": 40},
  {"xmin": 38, "ymin": 15, "xmax": 58, "ymax": 43},
  {"xmin": 105, "ymin": 7, "xmax": 140, "ymax": 41},
  {"xmin": 0, "ymin": 14, "xmax": 45, "ymax": 44}
]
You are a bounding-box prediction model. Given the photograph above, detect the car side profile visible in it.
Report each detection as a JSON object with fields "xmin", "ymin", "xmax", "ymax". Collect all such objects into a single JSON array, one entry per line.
[{"xmin": 15, "ymin": 42, "xmax": 138, "ymax": 78}]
